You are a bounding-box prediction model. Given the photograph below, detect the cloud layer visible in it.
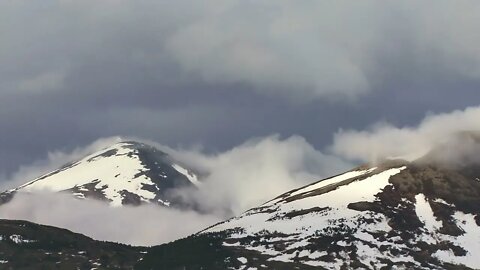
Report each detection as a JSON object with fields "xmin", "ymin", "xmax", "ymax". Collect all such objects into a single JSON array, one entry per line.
[
  {"xmin": 2, "ymin": 1, "xmax": 480, "ymax": 101},
  {"xmin": 332, "ymin": 106, "xmax": 480, "ymax": 162},
  {"xmin": 167, "ymin": 135, "xmax": 350, "ymax": 215},
  {"xmin": 0, "ymin": 192, "xmax": 220, "ymax": 246}
]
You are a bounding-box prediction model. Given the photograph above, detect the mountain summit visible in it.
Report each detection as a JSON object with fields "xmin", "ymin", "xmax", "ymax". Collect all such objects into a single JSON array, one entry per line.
[{"xmin": 0, "ymin": 141, "xmax": 198, "ymax": 207}]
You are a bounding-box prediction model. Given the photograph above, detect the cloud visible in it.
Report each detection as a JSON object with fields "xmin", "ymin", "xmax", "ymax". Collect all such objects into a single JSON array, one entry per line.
[
  {"xmin": 2, "ymin": 1, "xmax": 480, "ymax": 102},
  {"xmin": 0, "ymin": 192, "xmax": 220, "ymax": 246},
  {"xmin": 331, "ymin": 106, "xmax": 480, "ymax": 163},
  {"xmin": 165, "ymin": 1, "xmax": 373, "ymax": 100},
  {"xmin": 421, "ymin": 132, "xmax": 480, "ymax": 168},
  {"xmin": 16, "ymin": 70, "xmax": 65, "ymax": 93},
  {"xmin": 159, "ymin": 0, "xmax": 480, "ymax": 100},
  {"xmin": 164, "ymin": 135, "xmax": 351, "ymax": 216}
]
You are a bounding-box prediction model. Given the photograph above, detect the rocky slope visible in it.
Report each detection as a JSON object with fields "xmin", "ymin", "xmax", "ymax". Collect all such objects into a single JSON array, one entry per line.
[
  {"xmin": 0, "ymin": 141, "xmax": 198, "ymax": 207},
  {"xmin": 139, "ymin": 158, "xmax": 480, "ymax": 270}
]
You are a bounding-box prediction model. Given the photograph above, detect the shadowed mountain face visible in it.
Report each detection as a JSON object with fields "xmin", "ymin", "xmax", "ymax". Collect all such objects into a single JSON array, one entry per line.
[{"xmin": 0, "ymin": 141, "xmax": 198, "ymax": 208}]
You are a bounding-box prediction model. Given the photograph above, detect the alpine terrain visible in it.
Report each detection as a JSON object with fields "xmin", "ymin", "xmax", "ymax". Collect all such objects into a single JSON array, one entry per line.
[
  {"xmin": 0, "ymin": 141, "xmax": 199, "ymax": 207},
  {"xmin": 139, "ymin": 139, "xmax": 480, "ymax": 269},
  {"xmin": 1, "ymin": 136, "xmax": 480, "ymax": 269}
]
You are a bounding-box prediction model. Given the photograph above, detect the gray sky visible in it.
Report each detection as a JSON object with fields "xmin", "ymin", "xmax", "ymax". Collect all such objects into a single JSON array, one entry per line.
[{"xmin": 1, "ymin": 0, "xmax": 480, "ymax": 180}]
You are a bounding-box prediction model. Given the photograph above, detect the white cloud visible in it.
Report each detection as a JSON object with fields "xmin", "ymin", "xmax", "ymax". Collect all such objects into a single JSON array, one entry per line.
[
  {"xmin": 164, "ymin": 135, "xmax": 350, "ymax": 216},
  {"xmin": 331, "ymin": 106, "xmax": 480, "ymax": 163},
  {"xmin": 0, "ymin": 192, "xmax": 220, "ymax": 246}
]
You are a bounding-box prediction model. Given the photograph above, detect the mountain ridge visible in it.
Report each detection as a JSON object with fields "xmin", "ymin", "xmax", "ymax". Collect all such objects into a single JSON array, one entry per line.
[{"xmin": 138, "ymin": 156, "xmax": 480, "ymax": 270}]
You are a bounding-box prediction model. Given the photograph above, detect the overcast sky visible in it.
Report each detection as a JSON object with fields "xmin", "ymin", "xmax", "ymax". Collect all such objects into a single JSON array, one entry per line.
[{"xmin": 2, "ymin": 0, "xmax": 480, "ymax": 182}]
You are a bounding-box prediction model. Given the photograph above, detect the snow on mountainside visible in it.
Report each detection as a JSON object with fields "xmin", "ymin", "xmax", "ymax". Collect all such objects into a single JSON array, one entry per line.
[
  {"xmin": 1, "ymin": 136, "xmax": 480, "ymax": 269},
  {"xmin": 0, "ymin": 141, "xmax": 198, "ymax": 207},
  {"xmin": 139, "ymin": 158, "xmax": 480, "ymax": 269},
  {"xmin": 204, "ymin": 160, "xmax": 480, "ymax": 269}
]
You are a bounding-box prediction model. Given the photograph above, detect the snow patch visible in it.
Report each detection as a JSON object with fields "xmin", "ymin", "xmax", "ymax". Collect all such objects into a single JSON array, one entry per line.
[
  {"xmin": 172, "ymin": 164, "xmax": 200, "ymax": 186},
  {"xmin": 288, "ymin": 167, "xmax": 377, "ymax": 198},
  {"xmin": 73, "ymin": 192, "xmax": 85, "ymax": 199},
  {"xmin": 237, "ymin": 257, "xmax": 248, "ymax": 264},
  {"xmin": 9, "ymin": 234, "xmax": 36, "ymax": 244},
  {"xmin": 415, "ymin": 194, "xmax": 442, "ymax": 230},
  {"xmin": 18, "ymin": 142, "xmax": 158, "ymax": 207},
  {"xmin": 433, "ymin": 211, "xmax": 480, "ymax": 269}
]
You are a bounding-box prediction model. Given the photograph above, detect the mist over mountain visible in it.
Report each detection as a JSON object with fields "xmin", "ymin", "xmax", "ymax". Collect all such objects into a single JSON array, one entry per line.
[
  {"xmin": 1, "ymin": 134, "xmax": 479, "ymax": 269},
  {"xmin": 140, "ymin": 141, "xmax": 480, "ymax": 269}
]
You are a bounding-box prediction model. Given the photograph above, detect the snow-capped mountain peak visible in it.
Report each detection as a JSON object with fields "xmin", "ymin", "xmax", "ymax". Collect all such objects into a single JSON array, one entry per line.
[{"xmin": 2, "ymin": 141, "xmax": 198, "ymax": 207}]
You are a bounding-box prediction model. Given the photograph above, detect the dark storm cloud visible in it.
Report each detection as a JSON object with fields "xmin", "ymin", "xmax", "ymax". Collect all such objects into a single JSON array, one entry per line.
[{"xmin": 1, "ymin": 0, "xmax": 480, "ymax": 179}]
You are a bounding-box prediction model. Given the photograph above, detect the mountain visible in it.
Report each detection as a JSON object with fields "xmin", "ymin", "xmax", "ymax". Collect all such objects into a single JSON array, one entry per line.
[
  {"xmin": 0, "ymin": 219, "xmax": 143, "ymax": 269},
  {"xmin": 139, "ymin": 158, "xmax": 480, "ymax": 270},
  {"xmin": 0, "ymin": 141, "xmax": 199, "ymax": 207},
  {"xmin": 2, "ymin": 138, "xmax": 480, "ymax": 269}
]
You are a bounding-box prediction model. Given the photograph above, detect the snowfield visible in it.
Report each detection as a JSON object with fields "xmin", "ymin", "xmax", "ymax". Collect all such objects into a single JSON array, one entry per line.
[
  {"xmin": 5, "ymin": 141, "xmax": 199, "ymax": 207},
  {"xmin": 205, "ymin": 164, "xmax": 480, "ymax": 269}
]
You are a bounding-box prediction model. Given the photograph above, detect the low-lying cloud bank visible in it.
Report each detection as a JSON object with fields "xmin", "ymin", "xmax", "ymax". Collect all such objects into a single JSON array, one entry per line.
[
  {"xmin": 332, "ymin": 106, "xmax": 480, "ymax": 163},
  {"xmin": 164, "ymin": 135, "xmax": 350, "ymax": 216},
  {"xmin": 0, "ymin": 192, "xmax": 220, "ymax": 246}
]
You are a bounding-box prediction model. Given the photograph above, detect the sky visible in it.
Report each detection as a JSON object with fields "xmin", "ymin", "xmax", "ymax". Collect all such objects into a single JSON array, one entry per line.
[{"xmin": 1, "ymin": 0, "xmax": 480, "ymax": 185}]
